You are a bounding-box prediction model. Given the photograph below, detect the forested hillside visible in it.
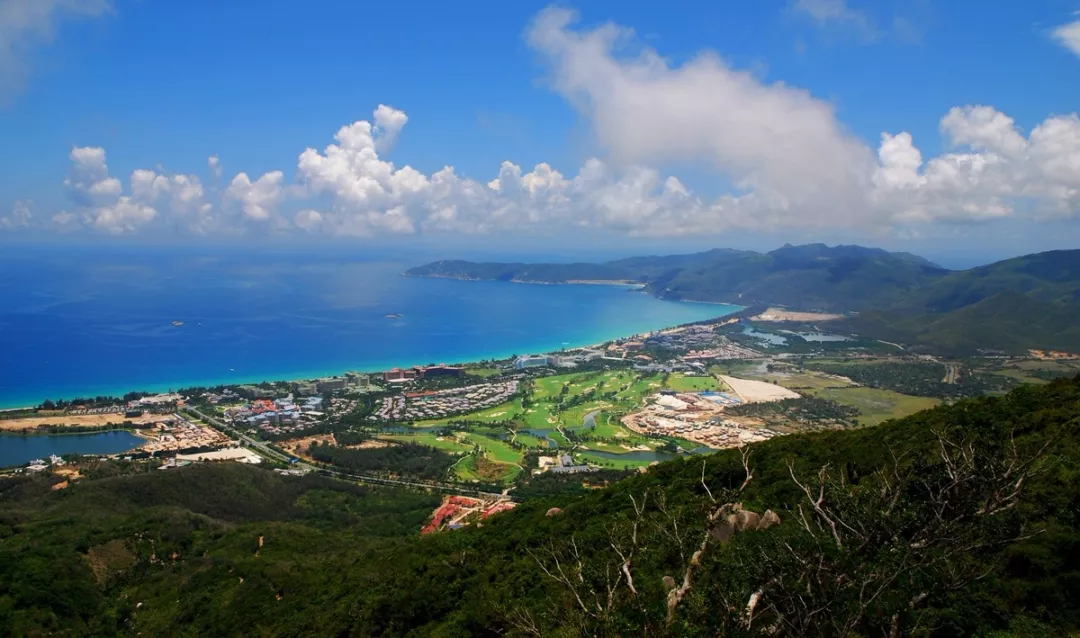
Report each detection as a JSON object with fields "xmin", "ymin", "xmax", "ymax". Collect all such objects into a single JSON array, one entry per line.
[
  {"xmin": 409, "ymin": 244, "xmax": 1080, "ymax": 353},
  {"xmin": 3, "ymin": 378, "xmax": 1079, "ymax": 636},
  {"xmin": 407, "ymin": 244, "xmax": 948, "ymax": 311}
]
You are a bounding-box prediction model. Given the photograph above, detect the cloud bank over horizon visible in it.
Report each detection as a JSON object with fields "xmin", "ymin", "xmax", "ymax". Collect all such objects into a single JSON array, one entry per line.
[{"xmin": 3, "ymin": 7, "xmax": 1079, "ymax": 239}]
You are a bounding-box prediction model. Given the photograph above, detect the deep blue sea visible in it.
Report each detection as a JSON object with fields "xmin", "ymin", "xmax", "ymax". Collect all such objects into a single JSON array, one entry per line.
[{"xmin": 0, "ymin": 244, "xmax": 737, "ymax": 408}]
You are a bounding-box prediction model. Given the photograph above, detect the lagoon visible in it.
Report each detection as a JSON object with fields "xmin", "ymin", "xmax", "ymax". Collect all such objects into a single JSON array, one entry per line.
[{"xmin": 0, "ymin": 430, "xmax": 145, "ymax": 468}]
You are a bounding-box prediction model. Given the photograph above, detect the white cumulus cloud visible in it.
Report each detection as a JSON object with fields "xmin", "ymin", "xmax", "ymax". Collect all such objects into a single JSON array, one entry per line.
[
  {"xmin": 373, "ymin": 104, "xmax": 408, "ymax": 154},
  {"xmin": 208, "ymin": 155, "xmax": 221, "ymax": 180},
  {"xmin": 225, "ymin": 171, "xmax": 285, "ymax": 221},
  {"xmin": 0, "ymin": 199, "xmax": 33, "ymax": 229},
  {"xmin": 64, "ymin": 146, "xmax": 121, "ymax": 205},
  {"xmin": 16, "ymin": 9, "xmax": 1080, "ymax": 239},
  {"xmin": 1052, "ymin": 13, "xmax": 1080, "ymax": 58},
  {"xmin": 525, "ymin": 8, "xmax": 878, "ymax": 230},
  {"xmin": 56, "ymin": 146, "xmax": 212, "ymax": 233},
  {"xmin": 88, "ymin": 196, "xmax": 156, "ymax": 234}
]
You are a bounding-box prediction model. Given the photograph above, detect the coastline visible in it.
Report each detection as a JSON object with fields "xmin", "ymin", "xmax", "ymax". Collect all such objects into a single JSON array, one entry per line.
[
  {"xmin": 0, "ymin": 425, "xmax": 152, "ymax": 439},
  {"xmin": 403, "ymin": 272, "xmax": 646, "ymax": 289},
  {"xmin": 0, "ymin": 300, "xmax": 742, "ymax": 409},
  {"xmin": 406, "ymin": 273, "xmax": 749, "ymax": 305}
]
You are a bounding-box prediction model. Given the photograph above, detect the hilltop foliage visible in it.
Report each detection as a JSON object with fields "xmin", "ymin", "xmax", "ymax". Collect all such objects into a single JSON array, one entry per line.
[{"xmin": 1, "ymin": 377, "xmax": 1079, "ymax": 636}]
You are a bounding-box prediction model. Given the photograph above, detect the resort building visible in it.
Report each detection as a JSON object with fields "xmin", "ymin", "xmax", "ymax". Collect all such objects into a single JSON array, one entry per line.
[
  {"xmin": 415, "ymin": 364, "xmax": 465, "ymax": 379},
  {"xmin": 317, "ymin": 377, "xmax": 348, "ymax": 392},
  {"xmin": 383, "ymin": 368, "xmax": 419, "ymax": 382},
  {"xmin": 513, "ymin": 355, "xmax": 552, "ymax": 369}
]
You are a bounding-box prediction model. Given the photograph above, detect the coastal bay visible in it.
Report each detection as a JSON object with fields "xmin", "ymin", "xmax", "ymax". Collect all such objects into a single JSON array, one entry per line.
[{"xmin": 0, "ymin": 245, "xmax": 737, "ymax": 408}]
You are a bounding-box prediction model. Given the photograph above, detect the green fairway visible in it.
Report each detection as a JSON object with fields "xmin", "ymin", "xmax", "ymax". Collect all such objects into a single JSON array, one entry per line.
[
  {"xmin": 808, "ymin": 387, "xmax": 939, "ymax": 424},
  {"xmin": 510, "ymin": 431, "xmax": 548, "ymax": 448},
  {"xmin": 521, "ymin": 403, "xmax": 560, "ymax": 429},
  {"xmin": 377, "ymin": 433, "xmax": 473, "ymax": 453},
  {"xmin": 464, "ymin": 433, "xmax": 523, "ymax": 464},
  {"xmin": 453, "ymin": 453, "xmax": 522, "ymax": 483}
]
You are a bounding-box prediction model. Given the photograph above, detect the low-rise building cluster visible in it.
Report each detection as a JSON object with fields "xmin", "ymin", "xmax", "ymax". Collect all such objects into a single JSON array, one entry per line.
[
  {"xmin": 422, "ymin": 495, "xmax": 517, "ymax": 534},
  {"xmin": 370, "ymin": 381, "xmax": 518, "ymax": 422},
  {"xmin": 226, "ymin": 396, "xmax": 326, "ymax": 436},
  {"xmin": 140, "ymin": 414, "xmax": 231, "ymax": 454},
  {"xmin": 623, "ymin": 391, "xmax": 779, "ymax": 449},
  {"xmin": 537, "ymin": 453, "xmax": 593, "ymax": 474}
]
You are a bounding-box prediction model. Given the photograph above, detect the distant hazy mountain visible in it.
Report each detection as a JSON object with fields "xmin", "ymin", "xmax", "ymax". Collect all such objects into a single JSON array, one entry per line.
[
  {"xmin": 408, "ymin": 244, "xmax": 1080, "ymax": 354},
  {"xmin": 840, "ymin": 250, "xmax": 1080, "ymax": 353},
  {"xmin": 407, "ymin": 243, "xmax": 948, "ymax": 310}
]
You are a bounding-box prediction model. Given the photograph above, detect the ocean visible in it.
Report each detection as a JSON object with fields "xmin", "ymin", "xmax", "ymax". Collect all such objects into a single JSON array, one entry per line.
[{"xmin": 0, "ymin": 244, "xmax": 737, "ymax": 408}]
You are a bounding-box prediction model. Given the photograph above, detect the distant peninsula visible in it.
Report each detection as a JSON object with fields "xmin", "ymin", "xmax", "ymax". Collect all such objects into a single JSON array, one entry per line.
[{"xmin": 407, "ymin": 244, "xmax": 1080, "ymax": 356}]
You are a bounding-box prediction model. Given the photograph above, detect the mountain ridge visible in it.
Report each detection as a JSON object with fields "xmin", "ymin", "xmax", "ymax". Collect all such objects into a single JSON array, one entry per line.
[{"xmin": 407, "ymin": 244, "xmax": 1080, "ymax": 353}]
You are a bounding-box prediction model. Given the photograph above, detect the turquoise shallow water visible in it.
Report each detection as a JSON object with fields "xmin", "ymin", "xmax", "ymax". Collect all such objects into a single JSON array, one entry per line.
[{"xmin": 0, "ymin": 245, "xmax": 738, "ymax": 409}]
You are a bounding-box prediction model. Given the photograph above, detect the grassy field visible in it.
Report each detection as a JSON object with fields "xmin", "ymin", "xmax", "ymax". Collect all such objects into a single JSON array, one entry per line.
[
  {"xmin": 772, "ymin": 372, "xmax": 855, "ymax": 391},
  {"xmin": 577, "ymin": 451, "xmax": 657, "ymax": 470},
  {"xmin": 664, "ymin": 374, "xmax": 720, "ymax": 392},
  {"xmin": 985, "ymin": 359, "xmax": 1080, "ymax": 385},
  {"xmin": 808, "ymin": 387, "xmax": 939, "ymax": 424}
]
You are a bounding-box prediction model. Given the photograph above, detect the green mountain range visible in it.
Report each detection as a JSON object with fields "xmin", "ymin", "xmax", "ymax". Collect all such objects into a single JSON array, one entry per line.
[
  {"xmin": 2, "ymin": 377, "xmax": 1079, "ymax": 635},
  {"xmin": 407, "ymin": 245, "xmax": 1080, "ymax": 354}
]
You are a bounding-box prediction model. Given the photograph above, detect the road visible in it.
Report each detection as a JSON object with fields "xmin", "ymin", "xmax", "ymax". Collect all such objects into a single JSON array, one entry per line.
[
  {"xmin": 942, "ymin": 364, "xmax": 959, "ymax": 384},
  {"xmin": 184, "ymin": 406, "xmax": 509, "ymax": 500}
]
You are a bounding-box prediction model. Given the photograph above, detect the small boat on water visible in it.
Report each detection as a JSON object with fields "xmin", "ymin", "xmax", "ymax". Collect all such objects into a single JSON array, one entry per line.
[
  {"xmin": 385, "ymin": 313, "xmax": 404, "ymax": 319},
  {"xmin": 171, "ymin": 320, "xmax": 185, "ymax": 327}
]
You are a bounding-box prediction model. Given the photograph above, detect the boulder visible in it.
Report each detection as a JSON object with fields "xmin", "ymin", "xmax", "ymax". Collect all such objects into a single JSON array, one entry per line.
[
  {"xmin": 710, "ymin": 519, "xmax": 736, "ymax": 543},
  {"xmin": 734, "ymin": 509, "xmax": 761, "ymax": 532},
  {"xmin": 757, "ymin": 509, "xmax": 781, "ymax": 530},
  {"xmin": 545, "ymin": 507, "xmax": 563, "ymax": 517}
]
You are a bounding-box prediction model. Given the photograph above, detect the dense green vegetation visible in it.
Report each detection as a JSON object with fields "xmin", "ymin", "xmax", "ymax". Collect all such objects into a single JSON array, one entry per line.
[
  {"xmin": 307, "ymin": 441, "xmax": 459, "ymax": 481},
  {"xmin": 804, "ymin": 361, "xmax": 1020, "ymax": 398},
  {"xmin": 724, "ymin": 396, "xmax": 860, "ymax": 428},
  {"xmin": 3, "ymin": 377, "xmax": 1079, "ymax": 635},
  {"xmin": 410, "ymin": 244, "xmax": 1080, "ymax": 353}
]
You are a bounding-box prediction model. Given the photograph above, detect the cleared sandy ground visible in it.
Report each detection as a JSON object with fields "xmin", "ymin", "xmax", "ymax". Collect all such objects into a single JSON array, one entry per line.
[
  {"xmin": 752, "ymin": 307, "xmax": 843, "ymax": 322},
  {"xmin": 719, "ymin": 375, "xmax": 801, "ymax": 403},
  {"xmin": 0, "ymin": 413, "xmax": 158, "ymax": 430}
]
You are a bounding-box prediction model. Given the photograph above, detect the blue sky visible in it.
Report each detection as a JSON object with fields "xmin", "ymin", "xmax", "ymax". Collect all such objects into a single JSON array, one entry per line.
[{"xmin": 1, "ymin": 0, "xmax": 1079, "ymax": 265}]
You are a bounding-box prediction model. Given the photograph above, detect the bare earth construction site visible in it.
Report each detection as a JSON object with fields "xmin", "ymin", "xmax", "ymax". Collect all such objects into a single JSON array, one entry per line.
[{"xmin": 623, "ymin": 375, "xmax": 800, "ymax": 449}]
